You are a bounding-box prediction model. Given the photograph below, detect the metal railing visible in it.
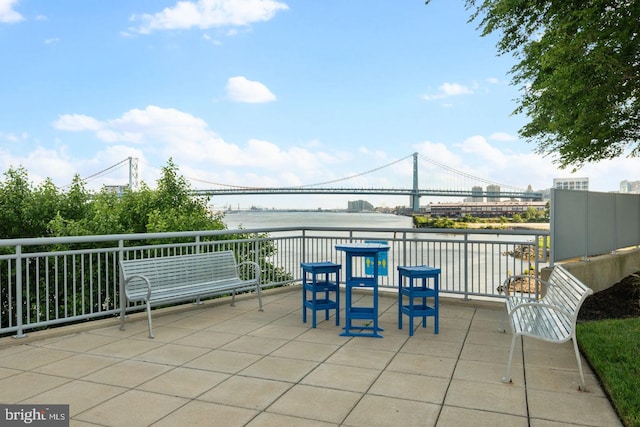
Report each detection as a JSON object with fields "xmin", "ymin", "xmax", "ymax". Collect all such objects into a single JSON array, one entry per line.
[{"xmin": 0, "ymin": 226, "xmax": 549, "ymax": 338}]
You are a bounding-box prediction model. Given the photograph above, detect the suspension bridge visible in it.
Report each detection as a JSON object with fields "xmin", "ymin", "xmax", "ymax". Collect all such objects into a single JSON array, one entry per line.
[{"xmin": 80, "ymin": 153, "xmax": 543, "ymax": 211}]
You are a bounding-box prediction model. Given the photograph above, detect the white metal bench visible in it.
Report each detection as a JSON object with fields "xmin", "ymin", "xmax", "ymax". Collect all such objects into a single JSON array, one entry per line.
[
  {"xmin": 119, "ymin": 250, "xmax": 263, "ymax": 338},
  {"xmin": 499, "ymin": 265, "xmax": 593, "ymax": 390}
]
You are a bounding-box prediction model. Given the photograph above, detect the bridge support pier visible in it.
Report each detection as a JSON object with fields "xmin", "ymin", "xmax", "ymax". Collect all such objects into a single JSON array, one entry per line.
[{"xmin": 411, "ymin": 152, "xmax": 420, "ymax": 212}]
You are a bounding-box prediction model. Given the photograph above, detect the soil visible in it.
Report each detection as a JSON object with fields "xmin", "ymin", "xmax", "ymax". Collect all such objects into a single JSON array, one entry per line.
[{"xmin": 577, "ymin": 272, "xmax": 640, "ymax": 322}]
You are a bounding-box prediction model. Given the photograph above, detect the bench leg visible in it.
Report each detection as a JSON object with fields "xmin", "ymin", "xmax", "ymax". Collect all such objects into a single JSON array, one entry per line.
[
  {"xmin": 256, "ymin": 283, "xmax": 264, "ymax": 312},
  {"xmin": 502, "ymin": 334, "xmax": 518, "ymax": 384},
  {"xmin": 146, "ymin": 301, "xmax": 154, "ymax": 339},
  {"xmin": 572, "ymin": 335, "xmax": 588, "ymax": 391}
]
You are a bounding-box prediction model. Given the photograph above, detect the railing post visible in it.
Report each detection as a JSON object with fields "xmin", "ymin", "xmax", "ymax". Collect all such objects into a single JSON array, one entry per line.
[
  {"xmin": 463, "ymin": 233, "xmax": 469, "ymax": 300},
  {"xmin": 118, "ymin": 240, "xmax": 126, "ymax": 330},
  {"xmin": 13, "ymin": 245, "xmax": 26, "ymax": 338}
]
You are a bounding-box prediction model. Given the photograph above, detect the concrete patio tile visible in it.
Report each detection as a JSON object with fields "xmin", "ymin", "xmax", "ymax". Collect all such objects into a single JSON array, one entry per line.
[
  {"xmin": 0, "ymin": 366, "xmax": 20, "ymax": 380},
  {"xmin": 130, "ymin": 325, "xmax": 199, "ymax": 342},
  {"xmin": 199, "ymin": 375, "xmax": 292, "ymax": 410},
  {"xmin": 343, "ymin": 394, "xmax": 440, "ymax": 427},
  {"xmin": 369, "ymin": 370, "xmax": 449, "ymax": 404},
  {"xmin": 33, "ymin": 353, "xmax": 120, "ymax": 379},
  {"xmin": 239, "ymin": 355, "xmax": 318, "ymax": 382},
  {"xmin": 74, "ymin": 389, "xmax": 188, "ymax": 427},
  {"xmin": 419, "ymin": 324, "xmax": 469, "ymax": 342},
  {"xmin": 453, "ymin": 358, "xmax": 525, "ymax": 385},
  {"xmin": 527, "ymin": 389, "xmax": 623, "ymax": 426},
  {"xmin": 88, "ymin": 337, "xmax": 164, "ymax": 358},
  {"xmin": 0, "ymin": 346, "xmax": 74, "ymax": 370},
  {"xmin": 437, "ymin": 406, "xmax": 528, "ymax": 427},
  {"xmin": 219, "ymin": 335, "xmax": 289, "ymax": 355},
  {"xmin": 245, "ymin": 412, "xmax": 336, "ymax": 427},
  {"xmin": 36, "ymin": 332, "xmax": 120, "ymax": 352},
  {"xmin": 301, "ymin": 363, "xmax": 380, "ymax": 392},
  {"xmin": 525, "ymin": 365, "xmax": 603, "ymax": 395},
  {"xmin": 163, "ymin": 313, "xmax": 222, "ymax": 331},
  {"xmin": 137, "ymin": 366, "xmax": 229, "ymax": 398},
  {"xmin": 248, "ymin": 323, "xmax": 309, "ymax": 340},
  {"xmin": 400, "ymin": 336, "xmax": 463, "ymax": 359},
  {"xmin": 466, "ymin": 328, "xmax": 517, "ymax": 347},
  {"xmin": 184, "ymin": 349, "xmax": 262, "ymax": 374},
  {"xmin": 445, "ymin": 379, "xmax": 528, "ymax": 417},
  {"xmin": 0, "ymin": 372, "xmax": 71, "ymax": 403},
  {"xmin": 23, "ymin": 380, "xmax": 126, "ymax": 416},
  {"xmin": 460, "ymin": 341, "xmax": 521, "ymax": 365},
  {"xmin": 270, "ymin": 340, "xmax": 339, "ymax": 362},
  {"xmin": 344, "ymin": 332, "xmax": 408, "ymax": 352},
  {"xmin": 132, "ymin": 342, "xmax": 210, "ymax": 365},
  {"xmin": 267, "ymin": 384, "xmax": 361, "ymax": 424},
  {"xmin": 152, "ymin": 400, "xmax": 259, "ymax": 427},
  {"xmin": 82, "ymin": 359, "xmax": 172, "ymax": 388},
  {"xmin": 206, "ymin": 319, "xmax": 265, "ymax": 334},
  {"xmin": 386, "ymin": 352, "xmax": 457, "ymax": 379},
  {"xmin": 325, "ymin": 346, "xmax": 396, "ymax": 370},
  {"xmin": 92, "ymin": 319, "xmax": 149, "ymax": 337},
  {"xmin": 524, "ymin": 346, "xmax": 588, "ymax": 371},
  {"xmin": 171, "ymin": 329, "xmax": 240, "ymax": 349},
  {"xmin": 295, "ymin": 327, "xmax": 350, "ymax": 345}
]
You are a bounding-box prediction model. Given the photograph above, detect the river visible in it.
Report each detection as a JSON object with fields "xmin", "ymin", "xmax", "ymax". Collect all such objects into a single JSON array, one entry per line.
[{"xmin": 223, "ymin": 210, "xmax": 414, "ymax": 230}]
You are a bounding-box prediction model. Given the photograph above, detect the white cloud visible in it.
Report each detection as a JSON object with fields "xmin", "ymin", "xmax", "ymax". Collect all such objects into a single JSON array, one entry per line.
[
  {"xmin": 53, "ymin": 114, "xmax": 103, "ymax": 132},
  {"xmin": 226, "ymin": 76, "xmax": 276, "ymax": 103},
  {"xmin": 0, "ymin": 0, "xmax": 23, "ymax": 23},
  {"xmin": 130, "ymin": 0, "xmax": 289, "ymax": 34},
  {"xmin": 421, "ymin": 82, "xmax": 473, "ymax": 101},
  {"xmin": 489, "ymin": 132, "xmax": 517, "ymax": 142}
]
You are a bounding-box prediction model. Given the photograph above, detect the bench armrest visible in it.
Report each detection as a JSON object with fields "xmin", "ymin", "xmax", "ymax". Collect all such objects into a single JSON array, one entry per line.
[
  {"xmin": 123, "ymin": 274, "xmax": 152, "ymax": 301},
  {"xmin": 237, "ymin": 261, "xmax": 261, "ymax": 282},
  {"xmin": 507, "ymin": 301, "xmax": 574, "ymax": 321}
]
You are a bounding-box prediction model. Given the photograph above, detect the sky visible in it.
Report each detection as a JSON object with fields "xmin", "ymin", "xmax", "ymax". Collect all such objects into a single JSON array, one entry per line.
[{"xmin": 1, "ymin": 0, "xmax": 638, "ymax": 210}]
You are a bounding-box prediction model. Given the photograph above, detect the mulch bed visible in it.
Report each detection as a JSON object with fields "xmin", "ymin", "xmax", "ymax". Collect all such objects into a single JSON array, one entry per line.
[{"xmin": 578, "ymin": 272, "xmax": 640, "ymax": 322}]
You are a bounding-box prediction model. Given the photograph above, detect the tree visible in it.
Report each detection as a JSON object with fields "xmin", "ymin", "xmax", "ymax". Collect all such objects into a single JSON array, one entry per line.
[{"xmin": 439, "ymin": 1, "xmax": 640, "ymax": 169}]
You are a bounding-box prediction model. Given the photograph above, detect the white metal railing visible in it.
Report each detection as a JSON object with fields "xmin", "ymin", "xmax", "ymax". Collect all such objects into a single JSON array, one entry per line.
[{"xmin": 0, "ymin": 226, "xmax": 549, "ymax": 338}]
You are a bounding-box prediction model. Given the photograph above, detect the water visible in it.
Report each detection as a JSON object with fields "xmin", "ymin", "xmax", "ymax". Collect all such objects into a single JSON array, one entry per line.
[{"xmin": 223, "ymin": 210, "xmax": 414, "ymax": 230}]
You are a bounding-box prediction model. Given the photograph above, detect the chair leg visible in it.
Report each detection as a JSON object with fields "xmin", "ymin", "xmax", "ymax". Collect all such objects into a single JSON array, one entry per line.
[
  {"xmin": 502, "ymin": 334, "xmax": 517, "ymax": 383},
  {"xmin": 572, "ymin": 335, "xmax": 588, "ymax": 391}
]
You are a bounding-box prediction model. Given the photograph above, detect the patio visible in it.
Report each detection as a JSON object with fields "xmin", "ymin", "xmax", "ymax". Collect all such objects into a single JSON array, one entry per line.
[{"xmin": 0, "ymin": 287, "xmax": 622, "ymax": 427}]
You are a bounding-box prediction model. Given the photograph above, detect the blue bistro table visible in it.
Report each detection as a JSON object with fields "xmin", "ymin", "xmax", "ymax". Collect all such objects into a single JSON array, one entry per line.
[
  {"xmin": 397, "ymin": 265, "xmax": 441, "ymax": 336},
  {"xmin": 335, "ymin": 242, "xmax": 390, "ymax": 338}
]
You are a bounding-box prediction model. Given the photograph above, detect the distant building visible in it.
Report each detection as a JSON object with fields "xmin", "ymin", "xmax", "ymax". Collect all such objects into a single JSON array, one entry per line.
[
  {"xmin": 430, "ymin": 201, "xmax": 547, "ymax": 219},
  {"xmin": 348, "ymin": 200, "xmax": 374, "ymax": 212},
  {"xmin": 553, "ymin": 177, "xmax": 589, "ymax": 191},
  {"xmin": 471, "ymin": 186, "xmax": 484, "ymax": 202},
  {"xmin": 619, "ymin": 180, "xmax": 640, "ymax": 194},
  {"xmin": 103, "ymin": 185, "xmax": 128, "ymax": 196},
  {"xmin": 486, "ymin": 185, "xmax": 501, "ymax": 202}
]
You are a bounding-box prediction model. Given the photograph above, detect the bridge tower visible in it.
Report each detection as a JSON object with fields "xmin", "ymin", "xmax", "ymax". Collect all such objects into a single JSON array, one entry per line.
[
  {"xmin": 128, "ymin": 157, "xmax": 139, "ymax": 191},
  {"xmin": 411, "ymin": 152, "xmax": 420, "ymax": 212}
]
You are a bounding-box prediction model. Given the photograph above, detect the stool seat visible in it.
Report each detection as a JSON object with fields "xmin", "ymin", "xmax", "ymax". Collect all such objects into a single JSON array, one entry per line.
[
  {"xmin": 301, "ymin": 262, "xmax": 341, "ymax": 328},
  {"xmin": 398, "ymin": 265, "xmax": 440, "ymax": 336}
]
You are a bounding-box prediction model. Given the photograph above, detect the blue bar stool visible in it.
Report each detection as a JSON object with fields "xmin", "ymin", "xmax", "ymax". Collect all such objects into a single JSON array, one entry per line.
[
  {"xmin": 301, "ymin": 262, "xmax": 341, "ymax": 328},
  {"xmin": 398, "ymin": 265, "xmax": 441, "ymax": 336}
]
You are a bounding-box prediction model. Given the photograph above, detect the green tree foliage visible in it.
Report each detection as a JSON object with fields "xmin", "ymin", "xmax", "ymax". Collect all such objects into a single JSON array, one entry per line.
[{"xmin": 438, "ymin": 1, "xmax": 640, "ymax": 169}]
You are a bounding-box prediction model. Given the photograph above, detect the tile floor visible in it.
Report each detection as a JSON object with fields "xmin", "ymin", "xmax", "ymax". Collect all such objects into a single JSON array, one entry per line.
[{"xmin": 0, "ymin": 287, "xmax": 623, "ymax": 426}]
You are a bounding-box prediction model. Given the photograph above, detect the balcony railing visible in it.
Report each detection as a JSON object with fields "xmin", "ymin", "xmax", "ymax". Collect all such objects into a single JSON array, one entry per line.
[{"xmin": 0, "ymin": 226, "xmax": 549, "ymax": 338}]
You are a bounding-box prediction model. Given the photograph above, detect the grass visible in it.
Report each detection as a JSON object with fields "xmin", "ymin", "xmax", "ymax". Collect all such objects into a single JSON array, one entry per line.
[{"xmin": 577, "ymin": 318, "xmax": 640, "ymax": 427}]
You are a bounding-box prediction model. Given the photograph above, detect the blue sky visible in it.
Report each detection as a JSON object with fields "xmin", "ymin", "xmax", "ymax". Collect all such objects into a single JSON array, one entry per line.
[{"xmin": 1, "ymin": 0, "xmax": 638, "ymax": 209}]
